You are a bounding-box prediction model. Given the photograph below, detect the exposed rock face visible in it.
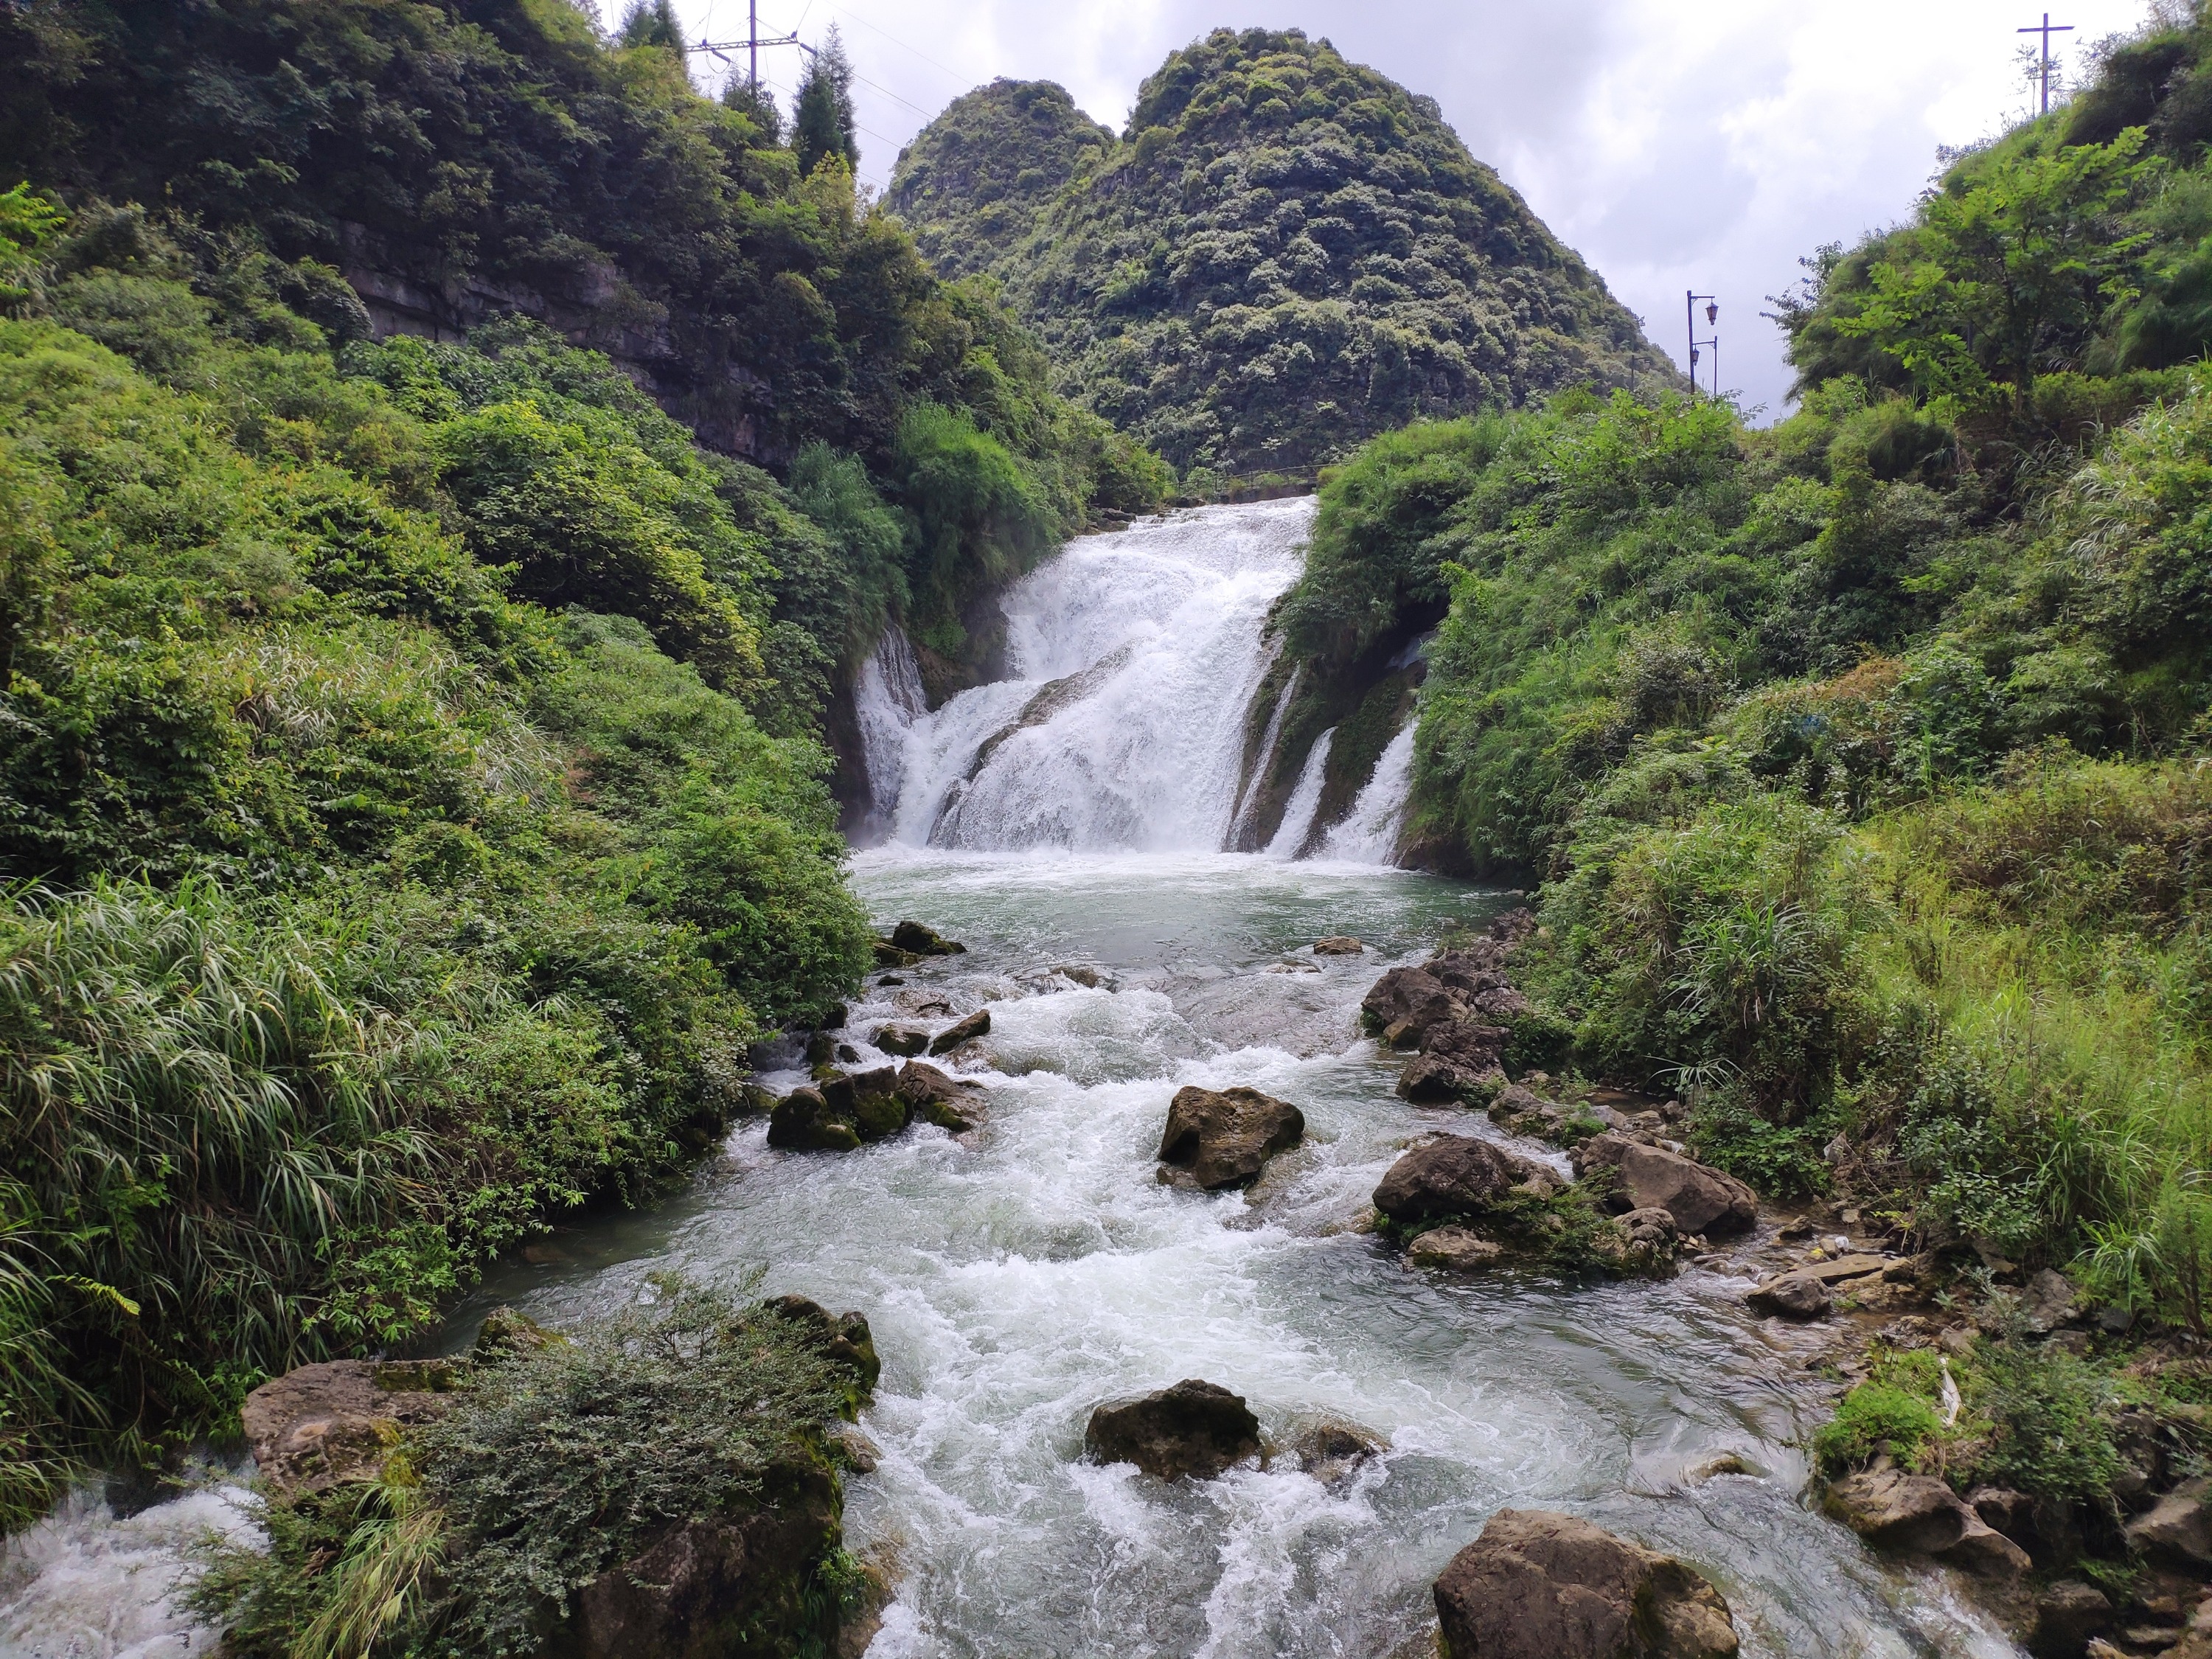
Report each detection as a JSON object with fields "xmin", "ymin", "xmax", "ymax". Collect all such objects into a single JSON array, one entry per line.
[
  {"xmin": 1157, "ymin": 1085, "xmax": 1305, "ymax": 1189},
  {"xmin": 1084, "ymin": 1379, "xmax": 1262, "ymax": 1480},
  {"xmin": 891, "ymin": 920, "xmax": 965, "ymax": 956},
  {"xmin": 1408, "ymin": 1225, "xmax": 1506, "ymax": 1270},
  {"xmin": 1747, "ymin": 1271, "xmax": 1833, "ymax": 1320},
  {"xmin": 1292, "ymin": 1419, "xmax": 1386, "ymax": 1486},
  {"xmin": 764, "ymin": 1295, "xmax": 883, "ymax": 1403},
  {"xmin": 1432, "ymin": 1509, "xmax": 1740, "ymax": 1659},
  {"xmin": 1489, "ymin": 1083, "xmax": 1613, "ymax": 1144},
  {"xmin": 2028, "ymin": 1579, "xmax": 2114, "ymax": 1656},
  {"xmin": 1312, "ymin": 936, "xmax": 1366, "ymax": 955},
  {"xmin": 1363, "ymin": 966, "xmax": 1459, "ymax": 1046},
  {"xmin": 768, "ymin": 1085, "xmax": 858, "ymax": 1152},
  {"xmin": 872, "ymin": 1023, "xmax": 930, "ymax": 1056},
  {"xmin": 1824, "ymin": 1467, "xmax": 2031, "ymax": 1578},
  {"xmin": 769, "ymin": 1069, "xmax": 909, "ymax": 1150},
  {"xmin": 1600, "ymin": 1208, "xmax": 1681, "ymax": 1276},
  {"xmin": 1572, "ymin": 1134, "xmax": 1756, "ymax": 1236},
  {"xmin": 897, "ymin": 1060, "xmax": 987, "ymax": 1132},
  {"xmin": 1372, "ymin": 1135, "xmax": 1541, "ymax": 1226},
  {"xmin": 566, "ymin": 1457, "xmax": 843, "ymax": 1659},
  {"xmin": 929, "ymin": 1007, "xmax": 990, "ymax": 1055},
  {"xmin": 2124, "ymin": 1476, "xmax": 2212, "ymax": 1565},
  {"xmin": 242, "ymin": 1360, "xmax": 462, "ymax": 1495}
]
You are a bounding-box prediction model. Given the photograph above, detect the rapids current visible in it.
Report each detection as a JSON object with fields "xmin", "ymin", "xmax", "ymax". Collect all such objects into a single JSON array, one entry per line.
[{"xmin": 0, "ymin": 504, "xmax": 2025, "ymax": 1658}]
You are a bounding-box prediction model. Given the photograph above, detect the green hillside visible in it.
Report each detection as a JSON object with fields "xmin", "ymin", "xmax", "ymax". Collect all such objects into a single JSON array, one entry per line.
[
  {"xmin": 0, "ymin": 0, "xmax": 1166, "ymax": 1525},
  {"xmin": 889, "ymin": 29, "xmax": 1674, "ymax": 476},
  {"xmin": 1269, "ymin": 4, "xmax": 2212, "ymax": 1540}
]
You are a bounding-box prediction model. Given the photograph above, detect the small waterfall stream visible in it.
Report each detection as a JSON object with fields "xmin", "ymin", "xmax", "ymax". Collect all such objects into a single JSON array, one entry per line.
[{"xmin": 857, "ymin": 499, "xmax": 1382, "ymax": 859}]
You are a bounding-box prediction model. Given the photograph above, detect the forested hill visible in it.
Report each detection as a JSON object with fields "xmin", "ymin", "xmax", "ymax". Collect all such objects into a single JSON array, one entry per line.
[
  {"xmin": 0, "ymin": 0, "xmax": 1166, "ymax": 1523},
  {"xmin": 888, "ymin": 29, "xmax": 1675, "ymax": 478}
]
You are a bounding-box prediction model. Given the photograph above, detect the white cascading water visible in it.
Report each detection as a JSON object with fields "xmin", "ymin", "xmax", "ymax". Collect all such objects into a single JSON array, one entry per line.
[
  {"xmin": 1265, "ymin": 727, "xmax": 1335, "ymax": 859},
  {"xmin": 858, "ymin": 498, "xmax": 1346, "ymax": 856},
  {"xmin": 1318, "ymin": 723, "xmax": 1417, "ymax": 863}
]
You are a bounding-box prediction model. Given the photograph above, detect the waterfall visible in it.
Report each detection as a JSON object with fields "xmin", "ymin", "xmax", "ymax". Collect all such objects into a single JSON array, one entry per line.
[
  {"xmin": 858, "ymin": 498, "xmax": 1316, "ymax": 852},
  {"xmin": 1227, "ymin": 661, "xmax": 1298, "ymax": 850},
  {"xmin": 852, "ymin": 626, "xmax": 928, "ymax": 832},
  {"xmin": 1318, "ymin": 721, "xmax": 1416, "ymax": 863},
  {"xmin": 1265, "ymin": 727, "xmax": 1335, "ymax": 859}
]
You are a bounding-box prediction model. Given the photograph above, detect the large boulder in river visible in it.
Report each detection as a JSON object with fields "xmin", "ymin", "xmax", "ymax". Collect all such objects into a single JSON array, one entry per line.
[
  {"xmin": 928, "ymin": 1007, "xmax": 990, "ymax": 1055},
  {"xmin": 1824, "ymin": 1467, "xmax": 2031, "ymax": 1578},
  {"xmin": 1084, "ymin": 1379, "xmax": 1262, "ymax": 1480},
  {"xmin": 1372, "ymin": 1135, "xmax": 1543, "ymax": 1226},
  {"xmin": 1571, "ymin": 1133, "xmax": 1756, "ymax": 1236},
  {"xmin": 1433, "ymin": 1509, "xmax": 1739, "ymax": 1659},
  {"xmin": 891, "ymin": 919, "xmax": 965, "ymax": 956},
  {"xmin": 897, "ymin": 1060, "xmax": 987, "ymax": 1133},
  {"xmin": 1360, "ymin": 966, "xmax": 1458, "ymax": 1046},
  {"xmin": 1157, "ymin": 1085, "xmax": 1305, "ymax": 1189},
  {"xmin": 243, "ymin": 1359, "xmax": 463, "ymax": 1494}
]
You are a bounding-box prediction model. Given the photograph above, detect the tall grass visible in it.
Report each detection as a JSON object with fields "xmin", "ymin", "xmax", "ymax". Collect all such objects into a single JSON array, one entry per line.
[{"xmin": 0, "ymin": 876, "xmax": 431, "ymax": 1512}]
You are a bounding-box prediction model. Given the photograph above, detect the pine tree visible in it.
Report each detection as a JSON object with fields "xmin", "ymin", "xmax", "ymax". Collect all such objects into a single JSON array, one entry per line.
[
  {"xmin": 792, "ymin": 25, "xmax": 859, "ymax": 178},
  {"xmin": 619, "ymin": 0, "xmax": 684, "ymax": 52},
  {"xmin": 723, "ymin": 77, "xmax": 783, "ymax": 147}
]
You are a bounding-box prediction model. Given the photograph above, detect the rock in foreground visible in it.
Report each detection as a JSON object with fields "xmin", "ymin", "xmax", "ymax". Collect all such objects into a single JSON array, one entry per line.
[
  {"xmin": 1572, "ymin": 1133, "xmax": 1757, "ymax": 1236},
  {"xmin": 897, "ymin": 1060, "xmax": 988, "ymax": 1133},
  {"xmin": 1157, "ymin": 1085, "xmax": 1305, "ymax": 1189},
  {"xmin": 1433, "ymin": 1509, "xmax": 1740, "ymax": 1659},
  {"xmin": 1085, "ymin": 1379, "xmax": 1262, "ymax": 1480},
  {"xmin": 1823, "ymin": 1467, "xmax": 2031, "ymax": 1578},
  {"xmin": 242, "ymin": 1359, "xmax": 462, "ymax": 1494},
  {"xmin": 1747, "ymin": 1270, "xmax": 1833, "ymax": 1320},
  {"xmin": 1372, "ymin": 1135, "xmax": 1545, "ymax": 1226}
]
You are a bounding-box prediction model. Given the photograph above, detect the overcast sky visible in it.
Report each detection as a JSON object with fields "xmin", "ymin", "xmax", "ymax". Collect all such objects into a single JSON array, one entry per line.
[{"xmin": 605, "ymin": 0, "xmax": 2156, "ymax": 420}]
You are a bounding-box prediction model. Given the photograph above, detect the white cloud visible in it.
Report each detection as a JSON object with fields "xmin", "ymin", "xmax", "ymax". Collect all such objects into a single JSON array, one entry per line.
[{"xmin": 608, "ymin": 0, "xmax": 2155, "ymax": 419}]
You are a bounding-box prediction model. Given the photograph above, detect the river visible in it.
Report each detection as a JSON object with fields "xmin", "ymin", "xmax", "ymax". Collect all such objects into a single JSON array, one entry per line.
[{"xmin": 0, "ymin": 502, "xmax": 2023, "ymax": 1658}]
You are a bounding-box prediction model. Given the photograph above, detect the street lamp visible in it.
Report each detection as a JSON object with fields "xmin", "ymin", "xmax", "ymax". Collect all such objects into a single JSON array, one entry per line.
[{"xmin": 1686, "ymin": 291, "xmax": 1719, "ymax": 399}]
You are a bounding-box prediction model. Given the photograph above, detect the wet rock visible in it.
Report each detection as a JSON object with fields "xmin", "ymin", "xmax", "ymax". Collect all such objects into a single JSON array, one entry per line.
[
  {"xmin": 1084, "ymin": 1379, "xmax": 1262, "ymax": 1481},
  {"xmin": 929, "ymin": 1008, "xmax": 990, "ymax": 1055},
  {"xmin": 1571, "ymin": 1133, "xmax": 1757, "ymax": 1236},
  {"xmin": 1824, "ymin": 1467, "xmax": 2031, "ymax": 1578},
  {"xmin": 1792, "ymin": 1253, "xmax": 1891, "ymax": 1285},
  {"xmin": 473, "ymin": 1306, "xmax": 557, "ymax": 1360},
  {"xmin": 2125, "ymin": 1477, "xmax": 2212, "ymax": 1565},
  {"xmin": 1312, "ymin": 936, "xmax": 1366, "ymax": 955},
  {"xmin": 891, "ymin": 920, "xmax": 966, "ymax": 956},
  {"xmin": 566, "ymin": 1455, "xmax": 844, "ymax": 1659},
  {"xmin": 894, "ymin": 1060, "xmax": 987, "ymax": 1133},
  {"xmin": 242, "ymin": 1360, "xmax": 461, "ymax": 1494},
  {"xmin": 849, "ymin": 1068, "xmax": 909, "ymax": 1141},
  {"xmin": 1057, "ymin": 964, "xmax": 1104, "ymax": 987},
  {"xmin": 1157, "ymin": 1085, "xmax": 1306, "ymax": 1189},
  {"xmin": 1292, "ymin": 1419, "xmax": 1386, "ymax": 1486},
  {"xmin": 1408, "ymin": 1225, "xmax": 1506, "ymax": 1270},
  {"xmin": 1489, "ymin": 1082, "xmax": 1612, "ymax": 1145},
  {"xmin": 1372, "ymin": 1135, "xmax": 1542, "ymax": 1227},
  {"xmin": 1432, "ymin": 1508, "xmax": 1740, "ymax": 1659},
  {"xmin": 1361, "ymin": 966, "xmax": 1458, "ymax": 1046},
  {"xmin": 767, "ymin": 1086, "xmax": 861, "ymax": 1152},
  {"xmin": 1747, "ymin": 1271, "xmax": 1833, "ymax": 1320},
  {"xmin": 764, "ymin": 1295, "xmax": 882, "ymax": 1403},
  {"xmin": 872, "ymin": 1024, "xmax": 931, "ymax": 1057},
  {"xmin": 1600, "ymin": 1206, "xmax": 1681, "ymax": 1276},
  {"xmin": 872, "ymin": 941, "xmax": 922, "ymax": 967},
  {"xmin": 1397, "ymin": 1054, "xmax": 1478, "ymax": 1104},
  {"xmin": 2028, "ymin": 1579, "xmax": 2114, "ymax": 1658}
]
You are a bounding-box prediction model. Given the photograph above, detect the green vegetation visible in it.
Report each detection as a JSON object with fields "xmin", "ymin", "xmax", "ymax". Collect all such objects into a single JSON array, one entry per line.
[
  {"xmin": 888, "ymin": 29, "xmax": 1672, "ymax": 476},
  {"xmin": 0, "ymin": 0, "xmax": 1167, "ymax": 1532},
  {"xmin": 1279, "ymin": 6, "xmax": 2212, "ymax": 1325},
  {"xmin": 195, "ymin": 1282, "xmax": 876, "ymax": 1658}
]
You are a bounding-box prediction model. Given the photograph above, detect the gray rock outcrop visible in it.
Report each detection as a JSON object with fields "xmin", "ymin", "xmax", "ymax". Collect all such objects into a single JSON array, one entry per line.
[
  {"xmin": 1572, "ymin": 1133, "xmax": 1756, "ymax": 1236},
  {"xmin": 1372, "ymin": 1135, "xmax": 1544, "ymax": 1227},
  {"xmin": 1157, "ymin": 1085, "xmax": 1305, "ymax": 1189},
  {"xmin": 1084, "ymin": 1379, "xmax": 1262, "ymax": 1480},
  {"xmin": 1432, "ymin": 1508, "xmax": 1740, "ymax": 1659}
]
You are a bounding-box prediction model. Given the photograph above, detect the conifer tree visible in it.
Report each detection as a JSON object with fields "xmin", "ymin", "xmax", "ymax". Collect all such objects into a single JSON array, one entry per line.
[
  {"xmin": 619, "ymin": 0, "xmax": 684, "ymax": 52},
  {"xmin": 793, "ymin": 25, "xmax": 860, "ymax": 177},
  {"xmin": 723, "ymin": 77, "xmax": 783, "ymax": 147}
]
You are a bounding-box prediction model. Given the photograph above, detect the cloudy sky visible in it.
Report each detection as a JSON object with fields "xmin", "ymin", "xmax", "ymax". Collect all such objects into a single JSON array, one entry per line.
[{"xmin": 602, "ymin": 0, "xmax": 2157, "ymax": 419}]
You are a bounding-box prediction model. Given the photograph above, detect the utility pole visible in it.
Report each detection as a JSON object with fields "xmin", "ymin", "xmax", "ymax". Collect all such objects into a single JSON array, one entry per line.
[
  {"xmin": 684, "ymin": 7, "xmax": 801, "ymax": 86},
  {"xmin": 2019, "ymin": 13, "xmax": 2075, "ymax": 116},
  {"xmin": 1686, "ymin": 291, "xmax": 1718, "ymax": 398}
]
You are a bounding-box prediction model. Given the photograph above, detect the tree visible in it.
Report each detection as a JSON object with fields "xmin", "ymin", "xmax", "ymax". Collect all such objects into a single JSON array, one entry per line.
[
  {"xmin": 792, "ymin": 26, "xmax": 859, "ymax": 178},
  {"xmin": 619, "ymin": 0, "xmax": 684, "ymax": 52},
  {"xmin": 723, "ymin": 77, "xmax": 783, "ymax": 147}
]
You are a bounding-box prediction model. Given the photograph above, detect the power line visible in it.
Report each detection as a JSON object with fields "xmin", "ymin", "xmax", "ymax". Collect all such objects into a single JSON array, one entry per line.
[{"xmin": 826, "ymin": 5, "xmax": 970, "ymax": 91}]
